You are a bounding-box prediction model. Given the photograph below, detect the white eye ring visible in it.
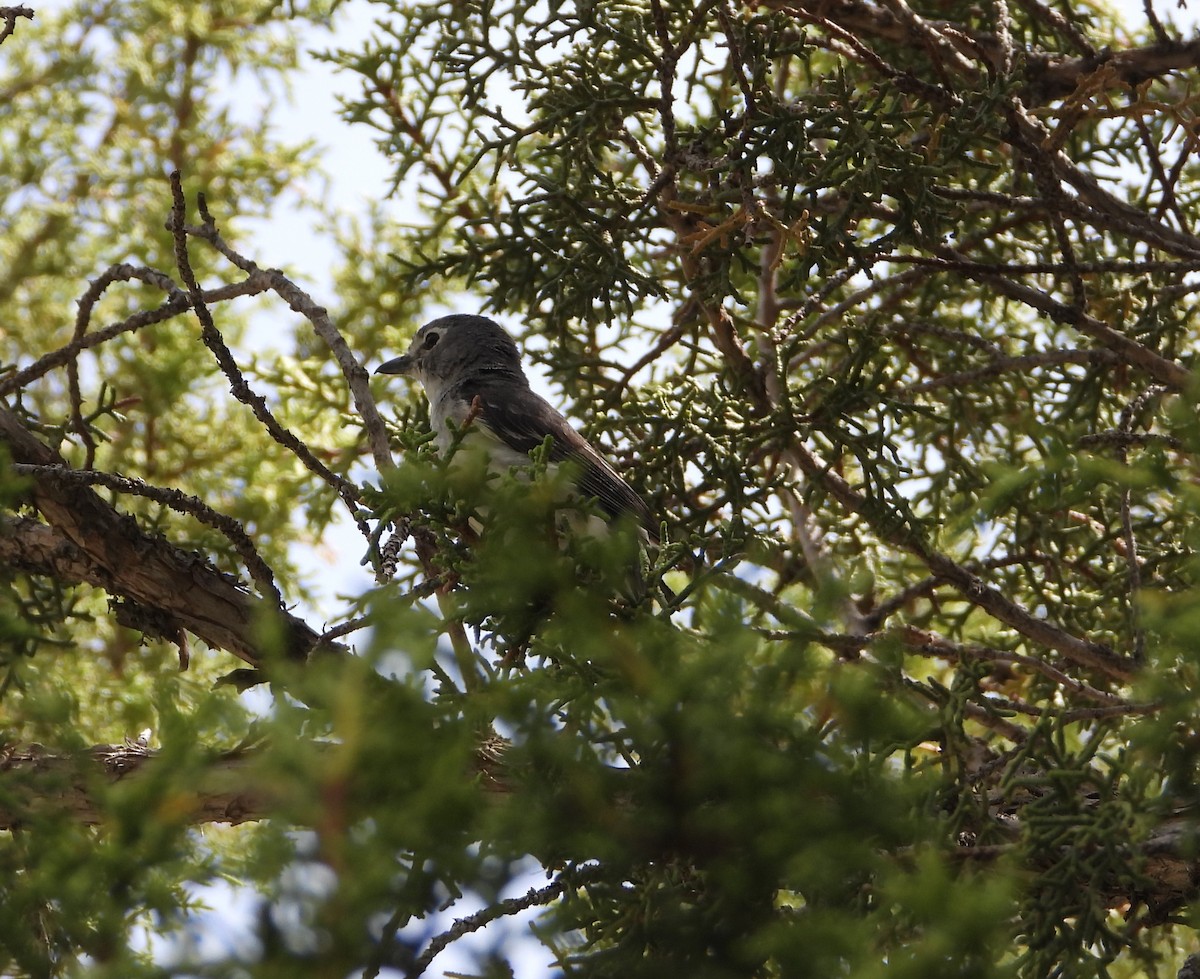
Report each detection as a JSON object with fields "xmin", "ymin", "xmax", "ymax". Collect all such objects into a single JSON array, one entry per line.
[{"xmin": 423, "ymin": 332, "xmax": 440, "ymax": 349}]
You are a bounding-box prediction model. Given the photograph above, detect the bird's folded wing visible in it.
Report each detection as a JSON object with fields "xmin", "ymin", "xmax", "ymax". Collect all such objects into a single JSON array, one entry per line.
[{"xmin": 461, "ymin": 379, "xmax": 658, "ymax": 542}]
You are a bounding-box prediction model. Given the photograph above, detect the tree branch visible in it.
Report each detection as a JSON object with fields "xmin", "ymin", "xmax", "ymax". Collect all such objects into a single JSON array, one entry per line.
[
  {"xmin": 0, "ymin": 737, "xmax": 511, "ymax": 832},
  {"xmin": 2, "ymin": 734, "xmax": 1197, "ymax": 919},
  {"xmin": 0, "ymin": 5, "xmax": 32, "ymax": 46},
  {"xmin": 10, "ymin": 463, "xmax": 283, "ymax": 609},
  {"xmin": 184, "ymin": 188, "xmax": 395, "ymax": 478},
  {"xmin": 0, "ymin": 410, "xmax": 328, "ymax": 666},
  {"xmin": 760, "ymin": 0, "xmax": 1200, "ymax": 101},
  {"xmin": 0, "ymin": 741, "xmax": 270, "ymax": 829},
  {"xmin": 0, "ymin": 273, "xmax": 273, "ymax": 400},
  {"xmin": 167, "ymin": 174, "xmax": 364, "ymax": 518}
]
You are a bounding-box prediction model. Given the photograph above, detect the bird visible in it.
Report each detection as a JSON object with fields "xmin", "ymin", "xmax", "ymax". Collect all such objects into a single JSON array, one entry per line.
[{"xmin": 375, "ymin": 313, "xmax": 660, "ymax": 544}]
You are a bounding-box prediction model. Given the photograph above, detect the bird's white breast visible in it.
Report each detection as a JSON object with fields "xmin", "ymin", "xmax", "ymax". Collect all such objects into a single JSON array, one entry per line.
[
  {"xmin": 418, "ymin": 373, "xmax": 617, "ymax": 542},
  {"xmin": 422, "ymin": 376, "xmax": 532, "ymax": 470}
]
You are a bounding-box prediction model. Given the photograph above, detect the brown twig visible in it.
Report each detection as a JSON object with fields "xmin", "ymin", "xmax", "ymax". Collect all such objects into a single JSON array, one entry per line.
[
  {"xmin": 777, "ymin": 434, "xmax": 1138, "ymax": 680},
  {"xmin": 980, "ymin": 695, "xmax": 1153, "ymax": 721},
  {"xmin": 0, "ymin": 5, "xmax": 32, "ymax": 46},
  {"xmin": 902, "ymin": 349, "xmax": 1118, "ymax": 394},
  {"xmin": 318, "ymin": 616, "xmax": 371, "ymax": 644},
  {"xmin": 1077, "ymin": 430, "xmax": 1183, "ymax": 452},
  {"xmin": 166, "ymin": 172, "xmax": 365, "ymax": 518},
  {"xmin": 1016, "ymin": 0, "xmax": 1095, "ymax": 58},
  {"xmin": 66, "ymin": 265, "xmax": 181, "ymax": 470},
  {"xmin": 1131, "ymin": 91, "xmax": 1190, "ymax": 232},
  {"xmin": 901, "ymin": 626, "xmax": 1135, "ymax": 707},
  {"xmin": 780, "ymin": 1, "xmax": 964, "ymax": 108},
  {"xmin": 931, "ymin": 247, "xmax": 1193, "ymax": 391},
  {"xmin": 0, "ymin": 275, "xmax": 273, "ymax": 400},
  {"xmin": 758, "ymin": 0, "xmax": 1200, "ymax": 102},
  {"xmin": 1143, "ymin": 0, "xmax": 1171, "ymax": 45},
  {"xmin": 880, "ymin": 253, "xmax": 1200, "ymax": 277},
  {"xmin": 185, "ymin": 192, "xmax": 395, "ymax": 478},
  {"xmin": 403, "ymin": 867, "xmax": 601, "ymax": 978},
  {"xmin": 1116, "ymin": 385, "xmax": 1167, "ymax": 662}
]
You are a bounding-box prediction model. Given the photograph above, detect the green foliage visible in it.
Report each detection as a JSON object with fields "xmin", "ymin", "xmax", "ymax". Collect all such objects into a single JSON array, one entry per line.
[{"xmin": 6, "ymin": 0, "xmax": 1200, "ymax": 977}]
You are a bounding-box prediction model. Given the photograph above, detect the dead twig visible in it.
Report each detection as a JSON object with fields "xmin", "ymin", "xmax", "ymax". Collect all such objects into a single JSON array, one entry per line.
[
  {"xmin": 0, "ymin": 5, "xmax": 32, "ymax": 46},
  {"xmin": 166, "ymin": 172, "xmax": 365, "ymax": 521}
]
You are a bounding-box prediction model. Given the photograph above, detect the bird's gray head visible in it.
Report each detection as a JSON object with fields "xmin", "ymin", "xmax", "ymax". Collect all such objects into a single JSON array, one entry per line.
[{"xmin": 376, "ymin": 314, "xmax": 525, "ymax": 388}]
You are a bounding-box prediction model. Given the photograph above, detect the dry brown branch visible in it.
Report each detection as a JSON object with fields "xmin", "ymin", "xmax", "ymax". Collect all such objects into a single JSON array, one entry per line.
[
  {"xmin": 0, "ymin": 5, "xmax": 32, "ymax": 46},
  {"xmin": 10, "ymin": 463, "xmax": 283, "ymax": 609},
  {"xmin": 3, "ymin": 734, "xmax": 1198, "ymax": 917},
  {"xmin": 0, "ymin": 741, "xmax": 270, "ymax": 829},
  {"xmin": 167, "ymin": 174, "xmax": 364, "ymax": 519},
  {"xmin": 0, "ymin": 737, "xmax": 511, "ymax": 832},
  {"xmin": 0, "ymin": 416, "xmax": 326, "ymax": 666},
  {"xmin": 182, "ymin": 190, "xmax": 395, "ymax": 476}
]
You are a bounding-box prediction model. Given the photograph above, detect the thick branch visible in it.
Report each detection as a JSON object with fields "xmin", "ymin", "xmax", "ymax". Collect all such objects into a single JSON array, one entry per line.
[
  {"xmin": 0, "ymin": 5, "xmax": 32, "ymax": 46},
  {"xmin": 0, "ymin": 741, "xmax": 270, "ymax": 828},
  {"xmin": 11, "ymin": 464, "xmax": 283, "ymax": 609},
  {"xmin": 0, "ymin": 408, "xmax": 325, "ymax": 666},
  {"xmin": 2, "ymin": 736, "xmax": 1198, "ymax": 917},
  {"xmin": 0, "ymin": 739, "xmax": 510, "ymax": 831}
]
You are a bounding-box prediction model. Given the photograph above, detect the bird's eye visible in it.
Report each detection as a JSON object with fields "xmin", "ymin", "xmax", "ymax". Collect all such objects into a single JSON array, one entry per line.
[{"xmin": 423, "ymin": 332, "xmax": 440, "ymax": 349}]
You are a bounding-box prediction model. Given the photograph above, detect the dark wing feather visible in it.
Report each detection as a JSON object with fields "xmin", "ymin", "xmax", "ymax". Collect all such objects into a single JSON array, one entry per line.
[{"xmin": 460, "ymin": 376, "xmax": 658, "ymax": 541}]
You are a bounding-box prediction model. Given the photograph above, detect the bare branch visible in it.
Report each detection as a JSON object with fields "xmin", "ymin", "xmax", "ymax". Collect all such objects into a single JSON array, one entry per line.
[
  {"xmin": 10, "ymin": 463, "xmax": 283, "ymax": 609},
  {"xmin": 401, "ymin": 870, "xmax": 597, "ymax": 977},
  {"xmin": 0, "ymin": 5, "xmax": 32, "ymax": 46},
  {"xmin": 66, "ymin": 265, "xmax": 183, "ymax": 469},
  {"xmin": 0, "ymin": 274, "xmax": 273, "ymax": 400},
  {"xmin": 187, "ymin": 191, "xmax": 395, "ymax": 476},
  {"xmin": 0, "ymin": 417, "xmax": 327, "ymax": 666},
  {"xmin": 167, "ymin": 173, "xmax": 364, "ymax": 521}
]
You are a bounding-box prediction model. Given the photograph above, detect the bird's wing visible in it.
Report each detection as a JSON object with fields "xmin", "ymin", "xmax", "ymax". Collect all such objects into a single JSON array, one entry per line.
[{"xmin": 459, "ymin": 377, "xmax": 658, "ymax": 541}]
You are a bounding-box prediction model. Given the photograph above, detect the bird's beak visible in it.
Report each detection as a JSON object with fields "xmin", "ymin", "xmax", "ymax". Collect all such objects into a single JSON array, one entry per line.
[{"xmin": 376, "ymin": 354, "xmax": 414, "ymax": 376}]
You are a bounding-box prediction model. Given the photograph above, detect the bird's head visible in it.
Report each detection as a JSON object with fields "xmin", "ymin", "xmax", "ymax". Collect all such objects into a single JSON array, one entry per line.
[{"xmin": 376, "ymin": 314, "xmax": 524, "ymax": 388}]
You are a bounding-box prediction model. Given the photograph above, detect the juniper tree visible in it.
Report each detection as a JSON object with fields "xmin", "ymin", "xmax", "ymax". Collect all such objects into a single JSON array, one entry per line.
[{"xmin": 5, "ymin": 1, "xmax": 1200, "ymax": 977}]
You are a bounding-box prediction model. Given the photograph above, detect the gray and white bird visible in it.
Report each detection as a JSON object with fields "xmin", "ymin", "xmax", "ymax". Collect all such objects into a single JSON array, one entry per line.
[{"xmin": 375, "ymin": 314, "xmax": 659, "ymax": 542}]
